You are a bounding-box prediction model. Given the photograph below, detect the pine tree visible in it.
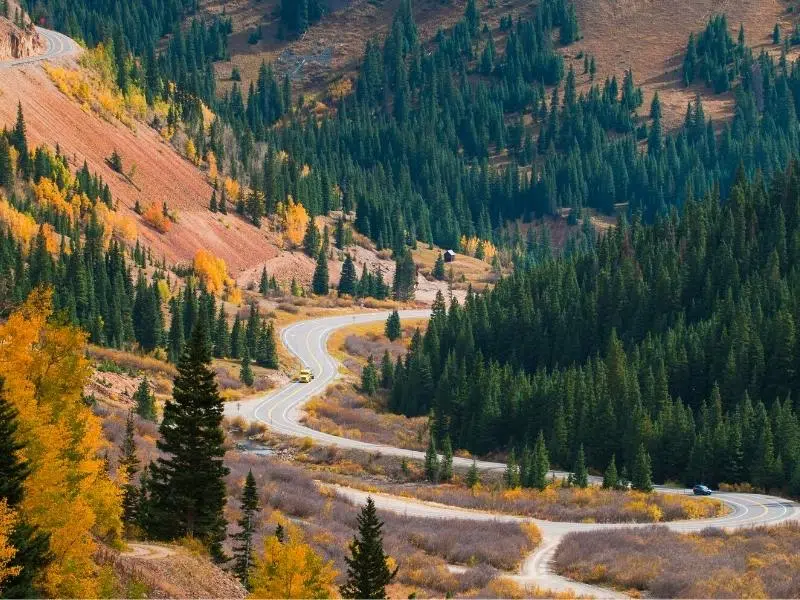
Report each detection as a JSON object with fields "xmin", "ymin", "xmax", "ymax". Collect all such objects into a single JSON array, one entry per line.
[
  {"xmin": 12, "ymin": 102, "xmax": 30, "ymax": 180},
  {"xmin": 603, "ymin": 454, "xmax": 619, "ymax": 489},
  {"xmin": 505, "ymin": 448, "xmax": 520, "ymax": 488},
  {"xmin": 573, "ymin": 444, "xmax": 588, "ymax": 488},
  {"xmin": 256, "ymin": 322, "xmax": 279, "ymax": 369},
  {"xmin": 303, "ymin": 220, "xmax": 321, "ymax": 257},
  {"xmin": 134, "ymin": 376, "xmax": 156, "ymax": 421},
  {"xmin": 240, "ymin": 347, "xmax": 254, "ymax": 386},
  {"xmin": 0, "ymin": 382, "xmax": 51, "ymax": 597},
  {"xmin": 440, "ymin": 435, "xmax": 454, "ymax": 482},
  {"xmin": 385, "ymin": 310, "xmax": 401, "ymax": 341},
  {"xmin": 466, "ymin": 459, "xmax": 480, "ymax": 489},
  {"xmin": 392, "ymin": 249, "xmax": 416, "ymax": 301},
  {"xmin": 424, "ymin": 437, "xmax": 440, "ymax": 482},
  {"xmin": 631, "ymin": 444, "xmax": 653, "ymax": 492},
  {"xmin": 380, "ymin": 350, "xmax": 394, "ymax": 389},
  {"xmin": 120, "ymin": 411, "xmax": 140, "ymax": 529},
  {"xmin": 259, "ymin": 267, "xmax": 269, "ymax": 296},
  {"xmin": 339, "ymin": 255, "xmax": 358, "ymax": 296},
  {"xmin": 0, "ymin": 136, "xmax": 12, "ymax": 187},
  {"xmin": 144, "ymin": 321, "xmax": 229, "ymax": 560},
  {"xmin": 531, "ymin": 431, "xmax": 550, "ymax": 490},
  {"xmin": 361, "ymin": 355, "xmax": 378, "ymax": 396},
  {"xmin": 432, "ymin": 252, "xmax": 445, "ymax": 280},
  {"xmin": 340, "ymin": 497, "xmax": 397, "ymax": 599},
  {"xmin": 232, "ymin": 469, "xmax": 259, "ymax": 589},
  {"xmin": 312, "ymin": 248, "xmax": 329, "ymax": 295},
  {"xmin": 209, "ymin": 190, "xmax": 218, "ymax": 212}
]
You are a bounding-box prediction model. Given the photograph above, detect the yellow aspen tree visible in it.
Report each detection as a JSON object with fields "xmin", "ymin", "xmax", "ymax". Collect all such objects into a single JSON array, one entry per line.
[
  {"xmin": 0, "ymin": 500, "xmax": 21, "ymax": 586},
  {"xmin": 283, "ymin": 196, "xmax": 309, "ymax": 248}
]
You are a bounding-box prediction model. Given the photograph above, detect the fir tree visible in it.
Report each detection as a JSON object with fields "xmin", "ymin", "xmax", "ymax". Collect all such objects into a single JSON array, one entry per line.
[
  {"xmin": 531, "ymin": 431, "xmax": 550, "ymax": 490},
  {"xmin": 232, "ymin": 469, "xmax": 259, "ymax": 589},
  {"xmin": 385, "ymin": 310, "xmax": 401, "ymax": 341},
  {"xmin": 240, "ymin": 347, "xmax": 254, "ymax": 386},
  {"xmin": 505, "ymin": 448, "xmax": 520, "ymax": 488},
  {"xmin": 380, "ymin": 350, "xmax": 394, "ymax": 389},
  {"xmin": 466, "ymin": 459, "xmax": 480, "ymax": 489},
  {"xmin": 432, "ymin": 252, "xmax": 446, "ymax": 281},
  {"xmin": 573, "ymin": 444, "xmax": 588, "ymax": 488},
  {"xmin": 361, "ymin": 355, "xmax": 378, "ymax": 396},
  {"xmin": 134, "ymin": 376, "xmax": 156, "ymax": 421},
  {"xmin": 339, "ymin": 255, "xmax": 358, "ymax": 296},
  {"xmin": 631, "ymin": 444, "xmax": 653, "ymax": 492},
  {"xmin": 340, "ymin": 497, "xmax": 397, "ymax": 599},
  {"xmin": 209, "ymin": 190, "xmax": 218, "ymax": 212},
  {"xmin": 120, "ymin": 411, "xmax": 140, "ymax": 529},
  {"xmin": 303, "ymin": 220, "xmax": 321, "ymax": 257},
  {"xmin": 259, "ymin": 267, "xmax": 269, "ymax": 296},
  {"xmin": 144, "ymin": 321, "xmax": 229, "ymax": 560},
  {"xmin": 603, "ymin": 454, "xmax": 619, "ymax": 489},
  {"xmin": 312, "ymin": 248, "xmax": 329, "ymax": 295},
  {"xmin": 392, "ymin": 249, "xmax": 416, "ymax": 301},
  {"xmin": 424, "ymin": 437, "xmax": 440, "ymax": 482},
  {"xmin": 440, "ymin": 436, "xmax": 454, "ymax": 482}
]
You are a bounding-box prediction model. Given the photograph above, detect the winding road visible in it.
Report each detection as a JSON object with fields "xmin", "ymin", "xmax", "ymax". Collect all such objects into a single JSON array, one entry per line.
[
  {"xmin": 0, "ymin": 25, "xmax": 80, "ymax": 69},
  {"xmin": 226, "ymin": 310, "xmax": 800, "ymax": 597}
]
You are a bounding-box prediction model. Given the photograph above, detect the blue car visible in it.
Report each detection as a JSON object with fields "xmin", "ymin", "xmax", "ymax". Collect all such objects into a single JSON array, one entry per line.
[{"xmin": 693, "ymin": 484, "xmax": 712, "ymax": 495}]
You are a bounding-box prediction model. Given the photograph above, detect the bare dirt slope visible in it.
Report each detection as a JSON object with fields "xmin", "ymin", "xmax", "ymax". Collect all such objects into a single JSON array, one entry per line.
[
  {"xmin": 0, "ymin": 63, "xmax": 277, "ymax": 273},
  {"xmin": 572, "ymin": 0, "xmax": 786, "ymax": 128}
]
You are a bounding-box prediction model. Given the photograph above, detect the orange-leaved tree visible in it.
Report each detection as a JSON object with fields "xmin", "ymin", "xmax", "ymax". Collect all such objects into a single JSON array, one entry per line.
[
  {"xmin": 282, "ymin": 196, "xmax": 309, "ymax": 249},
  {"xmin": 0, "ymin": 288, "xmax": 123, "ymax": 597},
  {"xmin": 0, "ymin": 500, "xmax": 20, "ymax": 586},
  {"xmin": 249, "ymin": 523, "xmax": 336, "ymax": 599}
]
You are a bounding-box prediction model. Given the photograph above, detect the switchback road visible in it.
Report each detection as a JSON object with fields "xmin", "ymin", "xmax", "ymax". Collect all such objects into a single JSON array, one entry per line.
[{"xmin": 0, "ymin": 26, "xmax": 79, "ymax": 69}]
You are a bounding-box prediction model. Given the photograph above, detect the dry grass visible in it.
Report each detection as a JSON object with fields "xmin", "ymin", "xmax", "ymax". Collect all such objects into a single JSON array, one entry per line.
[
  {"xmin": 337, "ymin": 482, "xmax": 727, "ymax": 524},
  {"xmin": 554, "ymin": 523, "xmax": 800, "ymax": 597},
  {"xmin": 303, "ymin": 382, "xmax": 429, "ymax": 451},
  {"xmin": 412, "ymin": 246, "xmax": 499, "ymax": 291}
]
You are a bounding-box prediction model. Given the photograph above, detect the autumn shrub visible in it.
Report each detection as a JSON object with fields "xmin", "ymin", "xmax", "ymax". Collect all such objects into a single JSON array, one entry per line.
[
  {"xmin": 141, "ymin": 202, "xmax": 172, "ymax": 233},
  {"xmin": 554, "ymin": 524, "xmax": 800, "ymax": 598}
]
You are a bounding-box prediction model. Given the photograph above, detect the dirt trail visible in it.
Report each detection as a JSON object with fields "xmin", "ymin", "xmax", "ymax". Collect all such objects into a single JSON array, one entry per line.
[{"xmin": 122, "ymin": 543, "xmax": 177, "ymax": 560}]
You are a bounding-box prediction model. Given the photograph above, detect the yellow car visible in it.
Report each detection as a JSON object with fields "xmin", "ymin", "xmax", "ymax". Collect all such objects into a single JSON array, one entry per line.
[{"xmin": 296, "ymin": 369, "xmax": 314, "ymax": 383}]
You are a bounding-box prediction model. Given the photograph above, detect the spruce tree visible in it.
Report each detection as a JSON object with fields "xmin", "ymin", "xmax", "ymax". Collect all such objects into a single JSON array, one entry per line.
[
  {"xmin": 134, "ymin": 376, "xmax": 156, "ymax": 421},
  {"xmin": 424, "ymin": 437, "xmax": 439, "ymax": 482},
  {"xmin": 259, "ymin": 267, "xmax": 269, "ymax": 296},
  {"xmin": 466, "ymin": 459, "xmax": 480, "ymax": 489},
  {"xmin": 144, "ymin": 321, "xmax": 229, "ymax": 560},
  {"xmin": 120, "ymin": 411, "xmax": 140, "ymax": 529},
  {"xmin": 440, "ymin": 435, "xmax": 454, "ymax": 482},
  {"xmin": 531, "ymin": 431, "xmax": 550, "ymax": 490},
  {"xmin": 432, "ymin": 252, "xmax": 445, "ymax": 280},
  {"xmin": 573, "ymin": 444, "xmax": 588, "ymax": 488},
  {"xmin": 631, "ymin": 444, "xmax": 653, "ymax": 492},
  {"xmin": 340, "ymin": 497, "xmax": 397, "ymax": 599},
  {"xmin": 361, "ymin": 355, "xmax": 378, "ymax": 396},
  {"xmin": 339, "ymin": 255, "xmax": 358, "ymax": 296},
  {"xmin": 303, "ymin": 220, "xmax": 321, "ymax": 257},
  {"xmin": 0, "ymin": 382, "xmax": 52, "ymax": 597},
  {"xmin": 392, "ymin": 249, "xmax": 416, "ymax": 301},
  {"xmin": 385, "ymin": 310, "xmax": 401, "ymax": 341},
  {"xmin": 603, "ymin": 454, "xmax": 618, "ymax": 489},
  {"xmin": 240, "ymin": 347, "xmax": 254, "ymax": 386},
  {"xmin": 312, "ymin": 248, "xmax": 329, "ymax": 295},
  {"xmin": 380, "ymin": 350, "xmax": 394, "ymax": 389},
  {"xmin": 232, "ymin": 469, "xmax": 259, "ymax": 589}
]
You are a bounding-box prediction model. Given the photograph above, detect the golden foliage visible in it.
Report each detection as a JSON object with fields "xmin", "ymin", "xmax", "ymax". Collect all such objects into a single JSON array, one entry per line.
[
  {"xmin": 0, "ymin": 197, "xmax": 38, "ymax": 247},
  {"xmin": 224, "ymin": 177, "xmax": 240, "ymax": 202},
  {"xmin": 94, "ymin": 203, "xmax": 137, "ymax": 247},
  {"xmin": 0, "ymin": 500, "xmax": 21, "ymax": 586},
  {"xmin": 459, "ymin": 236, "xmax": 497, "ymax": 262},
  {"xmin": 282, "ymin": 196, "xmax": 309, "ymax": 248},
  {"xmin": 194, "ymin": 249, "xmax": 231, "ymax": 296},
  {"xmin": 207, "ymin": 151, "xmax": 218, "ymax": 181},
  {"xmin": 141, "ymin": 203, "xmax": 172, "ymax": 234},
  {"xmin": 0, "ymin": 289, "xmax": 123, "ymax": 597},
  {"xmin": 185, "ymin": 139, "xmax": 198, "ymax": 165},
  {"xmin": 328, "ymin": 78, "xmax": 353, "ymax": 101},
  {"xmin": 249, "ymin": 524, "xmax": 337, "ymax": 599}
]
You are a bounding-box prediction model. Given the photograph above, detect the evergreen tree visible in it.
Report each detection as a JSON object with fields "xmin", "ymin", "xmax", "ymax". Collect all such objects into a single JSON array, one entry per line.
[
  {"xmin": 134, "ymin": 376, "xmax": 156, "ymax": 421},
  {"xmin": 392, "ymin": 250, "xmax": 416, "ymax": 301},
  {"xmin": 340, "ymin": 497, "xmax": 397, "ymax": 599},
  {"xmin": 0, "ymin": 382, "xmax": 51, "ymax": 597},
  {"xmin": 631, "ymin": 444, "xmax": 653, "ymax": 492},
  {"xmin": 361, "ymin": 355, "xmax": 378, "ymax": 396},
  {"xmin": 256, "ymin": 322, "xmax": 279, "ymax": 369},
  {"xmin": 240, "ymin": 347, "xmax": 254, "ymax": 386},
  {"xmin": 380, "ymin": 350, "xmax": 394, "ymax": 389},
  {"xmin": 232, "ymin": 469, "xmax": 259, "ymax": 589},
  {"xmin": 424, "ymin": 437, "xmax": 440, "ymax": 482},
  {"xmin": 144, "ymin": 321, "xmax": 229, "ymax": 560},
  {"xmin": 303, "ymin": 220, "xmax": 321, "ymax": 257},
  {"xmin": 466, "ymin": 459, "xmax": 480, "ymax": 489},
  {"xmin": 440, "ymin": 435, "xmax": 454, "ymax": 482},
  {"xmin": 259, "ymin": 267, "xmax": 269, "ymax": 296},
  {"xmin": 432, "ymin": 252, "xmax": 446, "ymax": 281},
  {"xmin": 602, "ymin": 454, "xmax": 619, "ymax": 489},
  {"xmin": 531, "ymin": 431, "xmax": 550, "ymax": 490},
  {"xmin": 339, "ymin": 255, "xmax": 358, "ymax": 296},
  {"xmin": 312, "ymin": 248, "xmax": 329, "ymax": 295},
  {"xmin": 120, "ymin": 411, "xmax": 140, "ymax": 529},
  {"xmin": 505, "ymin": 448, "xmax": 520, "ymax": 488},
  {"xmin": 573, "ymin": 444, "xmax": 588, "ymax": 488},
  {"xmin": 385, "ymin": 310, "xmax": 401, "ymax": 341}
]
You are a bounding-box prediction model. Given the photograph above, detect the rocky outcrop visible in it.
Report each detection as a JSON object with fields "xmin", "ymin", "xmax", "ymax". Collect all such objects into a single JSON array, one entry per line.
[{"xmin": 0, "ymin": 18, "xmax": 44, "ymax": 60}]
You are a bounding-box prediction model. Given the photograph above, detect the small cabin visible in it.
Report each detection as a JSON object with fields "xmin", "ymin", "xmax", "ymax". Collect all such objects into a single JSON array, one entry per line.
[{"xmin": 444, "ymin": 249, "xmax": 456, "ymax": 263}]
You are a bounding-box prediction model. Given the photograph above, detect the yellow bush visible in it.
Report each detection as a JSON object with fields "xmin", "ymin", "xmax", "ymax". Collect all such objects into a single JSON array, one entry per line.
[{"xmin": 141, "ymin": 203, "xmax": 172, "ymax": 234}]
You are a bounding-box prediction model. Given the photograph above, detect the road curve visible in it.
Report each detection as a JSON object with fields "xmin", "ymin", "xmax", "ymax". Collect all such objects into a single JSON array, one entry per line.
[
  {"xmin": 0, "ymin": 26, "xmax": 80, "ymax": 69},
  {"xmin": 228, "ymin": 311, "xmax": 800, "ymax": 597}
]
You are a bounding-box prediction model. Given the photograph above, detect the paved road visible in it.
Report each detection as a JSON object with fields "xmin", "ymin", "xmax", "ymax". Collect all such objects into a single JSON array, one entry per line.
[
  {"xmin": 227, "ymin": 311, "xmax": 800, "ymax": 597},
  {"xmin": 0, "ymin": 26, "xmax": 80, "ymax": 69}
]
